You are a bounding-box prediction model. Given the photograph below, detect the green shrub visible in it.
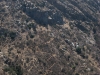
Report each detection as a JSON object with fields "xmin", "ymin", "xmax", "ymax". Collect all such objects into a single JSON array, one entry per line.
[
  {"xmin": 76, "ymin": 47, "xmax": 82, "ymax": 54},
  {"xmin": 72, "ymin": 65, "xmax": 76, "ymax": 70},
  {"xmin": 9, "ymin": 32, "xmax": 17, "ymax": 40},
  {"xmin": 30, "ymin": 34, "xmax": 34, "ymax": 38},
  {"xmin": 93, "ymin": 28, "xmax": 96, "ymax": 34}
]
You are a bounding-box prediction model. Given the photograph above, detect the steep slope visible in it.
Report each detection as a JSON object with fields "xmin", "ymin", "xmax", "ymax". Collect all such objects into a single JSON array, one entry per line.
[{"xmin": 0, "ymin": 0, "xmax": 100, "ymax": 75}]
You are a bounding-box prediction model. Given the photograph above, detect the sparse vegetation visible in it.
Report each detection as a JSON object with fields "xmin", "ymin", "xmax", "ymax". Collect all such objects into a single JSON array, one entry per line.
[{"xmin": 0, "ymin": 0, "xmax": 100, "ymax": 75}]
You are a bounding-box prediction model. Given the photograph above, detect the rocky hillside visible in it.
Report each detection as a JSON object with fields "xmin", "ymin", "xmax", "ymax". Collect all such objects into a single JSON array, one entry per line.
[{"xmin": 0, "ymin": 0, "xmax": 100, "ymax": 75}]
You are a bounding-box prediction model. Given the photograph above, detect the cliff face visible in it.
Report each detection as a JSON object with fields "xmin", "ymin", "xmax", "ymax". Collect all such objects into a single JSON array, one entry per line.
[{"xmin": 0, "ymin": 0, "xmax": 100, "ymax": 75}]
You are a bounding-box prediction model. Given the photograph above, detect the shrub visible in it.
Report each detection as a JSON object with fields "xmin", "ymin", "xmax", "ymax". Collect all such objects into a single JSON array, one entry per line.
[
  {"xmin": 93, "ymin": 28, "xmax": 96, "ymax": 34},
  {"xmin": 9, "ymin": 32, "xmax": 17, "ymax": 40},
  {"xmin": 75, "ymin": 62, "xmax": 78, "ymax": 65},
  {"xmin": 30, "ymin": 34, "xmax": 34, "ymax": 38},
  {"xmin": 68, "ymin": 55, "xmax": 70, "ymax": 61},
  {"xmin": 76, "ymin": 47, "xmax": 82, "ymax": 54},
  {"xmin": 72, "ymin": 66, "xmax": 76, "ymax": 70}
]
